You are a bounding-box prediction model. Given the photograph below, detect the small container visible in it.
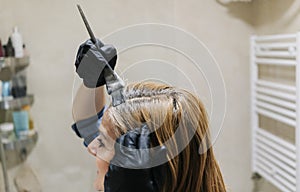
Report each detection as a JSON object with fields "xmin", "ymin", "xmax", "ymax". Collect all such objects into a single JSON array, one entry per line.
[
  {"xmin": 11, "ymin": 26, "xmax": 24, "ymax": 58},
  {"xmin": 0, "ymin": 122, "xmax": 14, "ymax": 139},
  {"xmin": 23, "ymin": 44, "xmax": 29, "ymax": 57},
  {"xmin": 4, "ymin": 37, "xmax": 15, "ymax": 57},
  {"xmin": 2, "ymin": 81, "xmax": 11, "ymax": 98},
  {"xmin": 12, "ymin": 110, "xmax": 29, "ymax": 138},
  {"xmin": 22, "ymin": 105, "xmax": 34, "ymax": 130},
  {"xmin": 12, "ymin": 72, "xmax": 27, "ymax": 98}
]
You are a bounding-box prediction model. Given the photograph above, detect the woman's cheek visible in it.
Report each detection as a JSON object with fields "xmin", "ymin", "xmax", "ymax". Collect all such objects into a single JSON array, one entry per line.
[
  {"xmin": 95, "ymin": 158, "xmax": 109, "ymax": 191},
  {"xmin": 96, "ymin": 147, "xmax": 115, "ymax": 163}
]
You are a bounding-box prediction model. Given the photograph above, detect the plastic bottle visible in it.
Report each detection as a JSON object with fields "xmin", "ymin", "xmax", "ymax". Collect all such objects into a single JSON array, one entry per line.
[
  {"xmin": 12, "ymin": 72, "xmax": 27, "ymax": 98},
  {"xmin": 12, "ymin": 110, "xmax": 29, "ymax": 138},
  {"xmin": 0, "ymin": 39, "xmax": 4, "ymax": 57},
  {"xmin": 22, "ymin": 44, "xmax": 29, "ymax": 57},
  {"xmin": 4, "ymin": 37, "xmax": 15, "ymax": 57},
  {"xmin": 11, "ymin": 26, "xmax": 24, "ymax": 58},
  {"xmin": 0, "ymin": 122, "xmax": 14, "ymax": 140},
  {"xmin": 22, "ymin": 105, "xmax": 34, "ymax": 130},
  {"xmin": 2, "ymin": 81, "xmax": 11, "ymax": 98}
]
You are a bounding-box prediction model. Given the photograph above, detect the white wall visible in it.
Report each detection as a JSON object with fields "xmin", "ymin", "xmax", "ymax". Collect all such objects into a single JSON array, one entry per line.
[{"xmin": 0, "ymin": 0, "xmax": 255, "ymax": 191}]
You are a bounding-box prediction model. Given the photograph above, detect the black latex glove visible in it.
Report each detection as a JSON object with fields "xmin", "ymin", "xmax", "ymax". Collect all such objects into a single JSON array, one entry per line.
[
  {"xmin": 75, "ymin": 39, "xmax": 117, "ymax": 88},
  {"xmin": 104, "ymin": 125, "xmax": 168, "ymax": 192}
]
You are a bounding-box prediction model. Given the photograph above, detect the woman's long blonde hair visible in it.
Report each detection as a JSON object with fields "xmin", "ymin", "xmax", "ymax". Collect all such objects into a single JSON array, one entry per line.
[{"xmin": 106, "ymin": 82, "xmax": 226, "ymax": 192}]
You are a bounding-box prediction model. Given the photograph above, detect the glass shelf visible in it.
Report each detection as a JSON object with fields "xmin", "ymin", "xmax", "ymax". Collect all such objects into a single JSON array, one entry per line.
[
  {"xmin": 0, "ymin": 56, "xmax": 33, "ymax": 192},
  {"xmin": 0, "ymin": 95, "xmax": 34, "ymax": 110},
  {"xmin": 0, "ymin": 131, "xmax": 38, "ymax": 169},
  {"xmin": 0, "ymin": 56, "xmax": 30, "ymax": 81}
]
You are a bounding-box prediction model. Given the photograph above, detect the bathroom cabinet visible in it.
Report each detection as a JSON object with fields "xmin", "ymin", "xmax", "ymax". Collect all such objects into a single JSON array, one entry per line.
[{"xmin": 0, "ymin": 56, "xmax": 38, "ymax": 192}]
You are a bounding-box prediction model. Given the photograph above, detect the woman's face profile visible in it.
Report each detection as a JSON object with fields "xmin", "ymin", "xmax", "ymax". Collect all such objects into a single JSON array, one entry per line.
[{"xmin": 88, "ymin": 112, "xmax": 116, "ymax": 191}]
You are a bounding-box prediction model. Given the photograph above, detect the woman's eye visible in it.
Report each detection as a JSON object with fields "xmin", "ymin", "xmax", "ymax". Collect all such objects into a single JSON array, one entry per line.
[{"xmin": 97, "ymin": 138, "xmax": 105, "ymax": 148}]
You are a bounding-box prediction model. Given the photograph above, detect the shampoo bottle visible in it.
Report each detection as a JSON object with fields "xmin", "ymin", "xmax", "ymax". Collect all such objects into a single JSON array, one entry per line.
[{"xmin": 11, "ymin": 26, "xmax": 24, "ymax": 58}]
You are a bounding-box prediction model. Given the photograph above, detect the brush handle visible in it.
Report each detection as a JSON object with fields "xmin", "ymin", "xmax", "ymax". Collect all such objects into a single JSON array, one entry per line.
[{"xmin": 77, "ymin": 4, "xmax": 96, "ymax": 44}]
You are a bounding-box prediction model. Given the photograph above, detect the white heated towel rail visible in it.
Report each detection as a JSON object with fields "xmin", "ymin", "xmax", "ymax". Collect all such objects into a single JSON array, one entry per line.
[{"xmin": 251, "ymin": 33, "xmax": 300, "ymax": 192}]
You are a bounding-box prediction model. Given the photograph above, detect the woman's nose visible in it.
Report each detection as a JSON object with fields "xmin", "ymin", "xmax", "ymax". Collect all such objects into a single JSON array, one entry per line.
[{"xmin": 87, "ymin": 138, "xmax": 98, "ymax": 156}]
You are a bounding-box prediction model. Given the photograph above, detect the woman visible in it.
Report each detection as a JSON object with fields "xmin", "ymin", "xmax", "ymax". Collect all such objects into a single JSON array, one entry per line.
[
  {"xmin": 86, "ymin": 82, "xmax": 226, "ymax": 192},
  {"xmin": 72, "ymin": 39, "xmax": 226, "ymax": 191}
]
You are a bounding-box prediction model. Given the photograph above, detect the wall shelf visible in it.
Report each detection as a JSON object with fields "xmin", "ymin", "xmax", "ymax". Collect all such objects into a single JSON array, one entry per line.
[
  {"xmin": 0, "ymin": 95, "xmax": 34, "ymax": 110},
  {"xmin": 0, "ymin": 56, "xmax": 37, "ymax": 192},
  {"xmin": 1, "ymin": 131, "xmax": 38, "ymax": 169},
  {"xmin": 0, "ymin": 57, "xmax": 30, "ymax": 81}
]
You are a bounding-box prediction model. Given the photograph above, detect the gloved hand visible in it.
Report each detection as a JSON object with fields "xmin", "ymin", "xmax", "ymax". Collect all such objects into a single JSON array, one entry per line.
[
  {"xmin": 104, "ymin": 125, "xmax": 167, "ymax": 192},
  {"xmin": 75, "ymin": 39, "xmax": 117, "ymax": 88}
]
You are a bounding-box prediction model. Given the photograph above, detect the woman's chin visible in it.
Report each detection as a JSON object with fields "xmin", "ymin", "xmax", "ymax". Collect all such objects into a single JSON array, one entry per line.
[{"xmin": 94, "ymin": 178, "xmax": 104, "ymax": 191}]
